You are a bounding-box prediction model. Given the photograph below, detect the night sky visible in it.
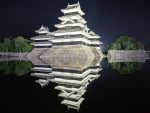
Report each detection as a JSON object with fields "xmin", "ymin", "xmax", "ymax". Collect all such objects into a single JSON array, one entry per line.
[
  {"xmin": 0, "ymin": 0, "xmax": 150, "ymax": 48},
  {"xmin": 0, "ymin": 1, "xmax": 150, "ymax": 112}
]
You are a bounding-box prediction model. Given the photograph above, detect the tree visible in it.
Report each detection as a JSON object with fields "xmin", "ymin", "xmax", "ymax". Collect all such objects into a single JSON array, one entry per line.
[
  {"xmin": 0, "ymin": 43, "xmax": 5, "ymax": 52},
  {"xmin": 107, "ymin": 36, "xmax": 144, "ymax": 50},
  {"xmin": 0, "ymin": 36, "xmax": 33, "ymax": 52},
  {"xmin": 3, "ymin": 38, "xmax": 11, "ymax": 52},
  {"xmin": 15, "ymin": 36, "xmax": 26, "ymax": 52},
  {"xmin": 14, "ymin": 36, "xmax": 33, "ymax": 52}
]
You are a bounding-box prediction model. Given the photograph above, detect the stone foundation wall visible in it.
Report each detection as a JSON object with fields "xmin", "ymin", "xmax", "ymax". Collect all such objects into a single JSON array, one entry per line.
[{"xmin": 107, "ymin": 50, "xmax": 148, "ymax": 63}]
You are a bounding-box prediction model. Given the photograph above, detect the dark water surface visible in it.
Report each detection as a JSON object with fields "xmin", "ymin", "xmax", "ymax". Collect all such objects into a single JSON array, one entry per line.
[{"xmin": 0, "ymin": 60, "xmax": 150, "ymax": 113}]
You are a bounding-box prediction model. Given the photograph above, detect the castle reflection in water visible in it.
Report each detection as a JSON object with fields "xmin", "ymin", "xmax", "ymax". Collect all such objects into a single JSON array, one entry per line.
[{"xmin": 31, "ymin": 57, "xmax": 102, "ymax": 110}]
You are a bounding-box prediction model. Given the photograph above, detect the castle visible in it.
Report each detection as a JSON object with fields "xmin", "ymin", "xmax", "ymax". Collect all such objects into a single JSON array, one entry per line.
[{"xmin": 29, "ymin": 2, "xmax": 103, "ymax": 110}]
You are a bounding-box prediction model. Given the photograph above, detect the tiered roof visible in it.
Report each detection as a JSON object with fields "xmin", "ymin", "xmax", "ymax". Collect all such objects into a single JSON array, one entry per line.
[
  {"xmin": 61, "ymin": 2, "xmax": 85, "ymax": 16},
  {"xmin": 35, "ymin": 25, "xmax": 49, "ymax": 35},
  {"xmin": 53, "ymin": 2, "xmax": 102, "ymax": 47},
  {"xmin": 31, "ymin": 25, "xmax": 53, "ymax": 47},
  {"xmin": 31, "ymin": 2, "xmax": 103, "ymax": 48}
]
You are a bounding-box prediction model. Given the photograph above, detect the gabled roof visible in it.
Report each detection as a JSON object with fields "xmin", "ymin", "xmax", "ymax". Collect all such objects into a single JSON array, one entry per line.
[
  {"xmin": 67, "ymin": 1, "xmax": 81, "ymax": 9},
  {"xmin": 35, "ymin": 25, "xmax": 49, "ymax": 34},
  {"xmin": 61, "ymin": 1, "xmax": 85, "ymax": 16}
]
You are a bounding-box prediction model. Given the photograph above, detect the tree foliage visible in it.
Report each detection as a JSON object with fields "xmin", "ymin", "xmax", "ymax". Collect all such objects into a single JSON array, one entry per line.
[
  {"xmin": 0, "ymin": 36, "xmax": 33, "ymax": 52},
  {"xmin": 3, "ymin": 38, "xmax": 11, "ymax": 52},
  {"xmin": 107, "ymin": 36, "xmax": 144, "ymax": 50}
]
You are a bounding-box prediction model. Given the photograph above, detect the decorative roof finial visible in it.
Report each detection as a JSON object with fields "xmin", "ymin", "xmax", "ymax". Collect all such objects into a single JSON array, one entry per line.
[
  {"xmin": 41, "ymin": 24, "xmax": 44, "ymax": 28},
  {"xmin": 77, "ymin": 1, "xmax": 81, "ymax": 7}
]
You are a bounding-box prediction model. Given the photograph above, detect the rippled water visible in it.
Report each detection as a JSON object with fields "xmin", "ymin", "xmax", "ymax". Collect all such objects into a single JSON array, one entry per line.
[{"xmin": 0, "ymin": 59, "xmax": 149, "ymax": 113}]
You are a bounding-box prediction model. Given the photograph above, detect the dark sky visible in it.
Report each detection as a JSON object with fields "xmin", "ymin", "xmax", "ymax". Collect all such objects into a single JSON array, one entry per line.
[{"xmin": 0, "ymin": 0, "xmax": 150, "ymax": 47}]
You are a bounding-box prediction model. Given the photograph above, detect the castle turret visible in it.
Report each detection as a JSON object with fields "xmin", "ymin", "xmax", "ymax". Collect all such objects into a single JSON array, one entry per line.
[{"xmin": 30, "ymin": 25, "xmax": 54, "ymax": 48}]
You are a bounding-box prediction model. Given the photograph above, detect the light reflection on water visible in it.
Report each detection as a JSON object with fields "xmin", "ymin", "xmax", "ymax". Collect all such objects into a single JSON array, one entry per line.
[{"xmin": 0, "ymin": 53, "xmax": 149, "ymax": 112}]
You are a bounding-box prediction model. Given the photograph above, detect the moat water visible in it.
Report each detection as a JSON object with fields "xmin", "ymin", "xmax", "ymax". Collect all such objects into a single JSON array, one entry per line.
[{"xmin": 0, "ymin": 59, "xmax": 150, "ymax": 113}]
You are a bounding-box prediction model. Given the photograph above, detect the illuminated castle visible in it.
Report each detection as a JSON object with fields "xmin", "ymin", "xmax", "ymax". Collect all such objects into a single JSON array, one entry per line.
[
  {"xmin": 30, "ymin": 1, "xmax": 102, "ymax": 51},
  {"xmin": 29, "ymin": 1, "xmax": 103, "ymax": 110}
]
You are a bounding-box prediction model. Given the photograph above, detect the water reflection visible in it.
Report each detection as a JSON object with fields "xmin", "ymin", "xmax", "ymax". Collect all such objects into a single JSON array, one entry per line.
[
  {"xmin": 31, "ymin": 64, "xmax": 102, "ymax": 110},
  {"xmin": 0, "ymin": 61, "xmax": 32, "ymax": 76},
  {"xmin": 109, "ymin": 62, "xmax": 144, "ymax": 74},
  {"xmin": 107, "ymin": 50, "xmax": 148, "ymax": 74},
  {"xmin": 29, "ymin": 46, "xmax": 103, "ymax": 110},
  {"xmin": 0, "ymin": 49, "xmax": 149, "ymax": 111}
]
